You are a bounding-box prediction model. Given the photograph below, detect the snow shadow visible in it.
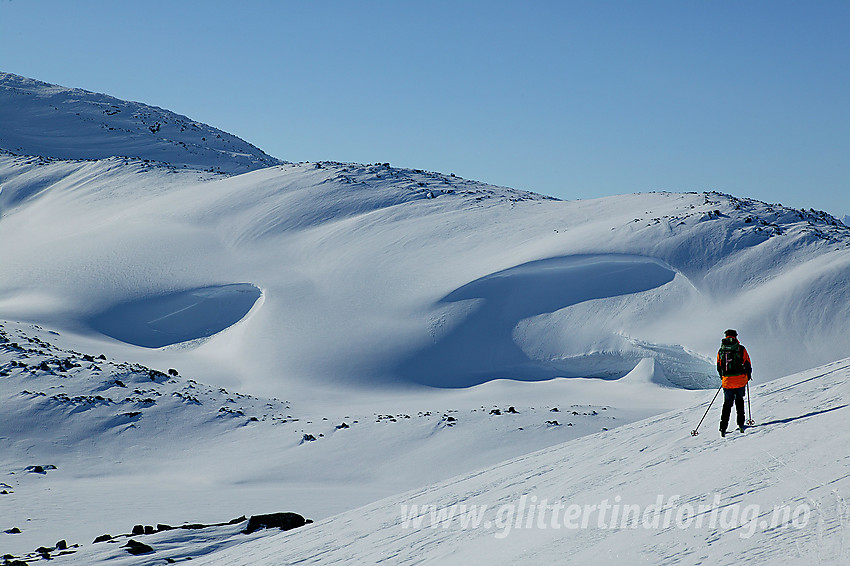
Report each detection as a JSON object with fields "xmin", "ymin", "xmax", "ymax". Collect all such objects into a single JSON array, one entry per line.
[
  {"xmin": 87, "ymin": 283, "xmax": 261, "ymax": 348},
  {"xmin": 753, "ymin": 405, "xmax": 847, "ymax": 428},
  {"xmin": 398, "ymin": 255, "xmax": 677, "ymax": 387}
]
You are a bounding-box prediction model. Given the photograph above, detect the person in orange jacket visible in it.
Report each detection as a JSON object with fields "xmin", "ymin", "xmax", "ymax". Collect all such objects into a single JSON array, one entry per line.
[{"xmin": 717, "ymin": 329, "xmax": 752, "ymax": 436}]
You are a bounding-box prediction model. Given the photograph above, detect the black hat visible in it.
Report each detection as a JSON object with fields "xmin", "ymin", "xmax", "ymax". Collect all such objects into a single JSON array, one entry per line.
[{"xmin": 724, "ymin": 329, "xmax": 738, "ymax": 337}]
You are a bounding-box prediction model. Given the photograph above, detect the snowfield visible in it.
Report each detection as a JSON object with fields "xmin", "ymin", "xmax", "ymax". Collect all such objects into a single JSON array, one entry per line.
[
  {"xmin": 2, "ymin": 150, "xmax": 848, "ymax": 401},
  {"xmin": 1, "ymin": 72, "xmax": 849, "ymax": 564},
  {"xmin": 4, "ymin": 319, "xmax": 845, "ymax": 564},
  {"xmin": 184, "ymin": 357, "xmax": 850, "ymax": 566}
]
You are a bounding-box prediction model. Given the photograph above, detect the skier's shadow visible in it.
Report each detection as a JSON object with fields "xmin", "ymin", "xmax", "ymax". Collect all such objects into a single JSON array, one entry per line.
[{"xmin": 753, "ymin": 405, "xmax": 847, "ymax": 428}]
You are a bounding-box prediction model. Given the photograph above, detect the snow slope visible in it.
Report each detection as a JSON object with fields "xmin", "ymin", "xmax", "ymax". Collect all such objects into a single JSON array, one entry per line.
[
  {"xmin": 187, "ymin": 356, "xmax": 850, "ymax": 566},
  {"xmin": 2, "ymin": 74, "xmax": 850, "ymax": 564},
  {"xmin": 2, "ymin": 149, "xmax": 849, "ymax": 403},
  {"xmin": 0, "ymin": 319, "xmax": 685, "ymax": 558},
  {"xmin": 26, "ymin": 352, "xmax": 850, "ymax": 565},
  {"xmin": 0, "ymin": 72, "xmax": 281, "ymax": 174}
]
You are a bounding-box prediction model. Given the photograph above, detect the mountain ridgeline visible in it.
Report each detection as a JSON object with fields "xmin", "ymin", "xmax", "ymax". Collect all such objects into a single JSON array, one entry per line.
[{"xmin": 0, "ymin": 72, "xmax": 281, "ymax": 174}]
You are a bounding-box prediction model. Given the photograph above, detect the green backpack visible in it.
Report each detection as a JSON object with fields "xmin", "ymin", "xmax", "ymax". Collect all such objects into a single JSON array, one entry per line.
[{"xmin": 719, "ymin": 340, "xmax": 745, "ymax": 376}]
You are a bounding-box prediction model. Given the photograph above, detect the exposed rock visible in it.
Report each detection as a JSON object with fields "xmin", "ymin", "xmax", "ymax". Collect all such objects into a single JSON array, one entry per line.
[
  {"xmin": 93, "ymin": 534, "xmax": 112, "ymax": 543},
  {"xmin": 148, "ymin": 369, "xmax": 168, "ymax": 382},
  {"xmin": 25, "ymin": 465, "xmax": 48, "ymax": 474},
  {"xmin": 124, "ymin": 539, "xmax": 154, "ymax": 555},
  {"xmin": 243, "ymin": 512, "xmax": 308, "ymax": 534}
]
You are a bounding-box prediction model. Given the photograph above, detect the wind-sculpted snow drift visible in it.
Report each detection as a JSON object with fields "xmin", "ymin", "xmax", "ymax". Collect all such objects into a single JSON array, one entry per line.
[
  {"xmin": 87, "ymin": 284, "xmax": 261, "ymax": 348},
  {"xmin": 1, "ymin": 150, "xmax": 849, "ymax": 395},
  {"xmin": 399, "ymin": 255, "xmax": 687, "ymax": 387},
  {"xmin": 2, "ymin": 71, "xmax": 850, "ymax": 398}
]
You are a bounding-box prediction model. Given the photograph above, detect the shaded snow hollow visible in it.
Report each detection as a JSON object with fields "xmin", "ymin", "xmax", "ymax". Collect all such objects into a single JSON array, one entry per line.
[
  {"xmin": 399, "ymin": 255, "xmax": 677, "ymax": 387},
  {"xmin": 86, "ymin": 283, "xmax": 261, "ymax": 348}
]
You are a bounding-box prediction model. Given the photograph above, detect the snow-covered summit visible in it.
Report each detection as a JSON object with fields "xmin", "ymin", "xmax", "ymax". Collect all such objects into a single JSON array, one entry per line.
[{"xmin": 0, "ymin": 72, "xmax": 282, "ymax": 174}]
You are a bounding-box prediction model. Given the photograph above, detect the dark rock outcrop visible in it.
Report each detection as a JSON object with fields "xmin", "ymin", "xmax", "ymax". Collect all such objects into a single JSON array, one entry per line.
[
  {"xmin": 124, "ymin": 539, "xmax": 154, "ymax": 555},
  {"xmin": 243, "ymin": 512, "xmax": 308, "ymax": 534}
]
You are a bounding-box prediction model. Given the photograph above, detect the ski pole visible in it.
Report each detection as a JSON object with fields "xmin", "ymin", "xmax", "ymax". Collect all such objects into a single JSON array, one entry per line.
[
  {"xmin": 746, "ymin": 381, "xmax": 755, "ymax": 426},
  {"xmin": 691, "ymin": 386, "xmax": 722, "ymax": 436}
]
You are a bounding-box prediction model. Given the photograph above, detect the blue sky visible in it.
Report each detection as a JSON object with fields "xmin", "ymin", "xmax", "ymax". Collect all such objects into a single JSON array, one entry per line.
[{"xmin": 2, "ymin": 1, "xmax": 847, "ymax": 215}]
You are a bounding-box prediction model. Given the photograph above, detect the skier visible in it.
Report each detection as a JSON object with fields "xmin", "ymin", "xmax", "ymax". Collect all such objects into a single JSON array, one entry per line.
[{"xmin": 717, "ymin": 329, "xmax": 751, "ymax": 436}]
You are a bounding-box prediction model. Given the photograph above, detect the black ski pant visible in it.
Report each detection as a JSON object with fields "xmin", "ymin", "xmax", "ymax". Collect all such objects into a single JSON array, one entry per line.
[{"xmin": 720, "ymin": 386, "xmax": 746, "ymax": 431}]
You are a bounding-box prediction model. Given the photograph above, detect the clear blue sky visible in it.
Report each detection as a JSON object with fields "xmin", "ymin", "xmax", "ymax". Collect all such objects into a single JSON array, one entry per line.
[{"xmin": 2, "ymin": 0, "xmax": 848, "ymax": 215}]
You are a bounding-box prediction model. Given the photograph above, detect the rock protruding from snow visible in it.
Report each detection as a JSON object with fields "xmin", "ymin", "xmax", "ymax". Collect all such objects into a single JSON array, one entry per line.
[{"xmin": 243, "ymin": 513, "xmax": 309, "ymax": 534}]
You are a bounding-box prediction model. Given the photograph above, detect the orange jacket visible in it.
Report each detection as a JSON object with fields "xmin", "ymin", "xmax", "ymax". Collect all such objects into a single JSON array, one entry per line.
[{"xmin": 717, "ymin": 343, "xmax": 751, "ymax": 389}]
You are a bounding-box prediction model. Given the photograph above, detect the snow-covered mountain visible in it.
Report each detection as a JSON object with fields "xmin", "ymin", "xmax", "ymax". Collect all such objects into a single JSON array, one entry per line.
[
  {"xmin": 2, "ymin": 74, "xmax": 849, "ymax": 564},
  {"xmin": 1, "ymin": 149, "xmax": 848, "ymax": 401},
  {"xmin": 0, "ymin": 72, "xmax": 281, "ymax": 174}
]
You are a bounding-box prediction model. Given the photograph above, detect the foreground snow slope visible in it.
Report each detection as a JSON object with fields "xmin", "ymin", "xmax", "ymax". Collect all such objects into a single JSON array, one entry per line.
[
  {"xmin": 1, "ymin": 320, "xmax": 689, "ymax": 557},
  {"xmin": 33, "ymin": 355, "xmax": 849, "ymax": 565},
  {"xmin": 190, "ymin": 360, "xmax": 850, "ymax": 565},
  {"xmin": 0, "ymin": 72, "xmax": 281, "ymax": 174}
]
